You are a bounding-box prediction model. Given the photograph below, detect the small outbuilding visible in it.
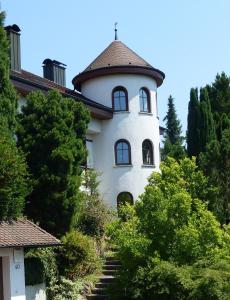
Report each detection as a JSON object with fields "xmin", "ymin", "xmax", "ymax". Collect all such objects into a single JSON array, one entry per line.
[{"xmin": 0, "ymin": 219, "xmax": 60, "ymax": 300}]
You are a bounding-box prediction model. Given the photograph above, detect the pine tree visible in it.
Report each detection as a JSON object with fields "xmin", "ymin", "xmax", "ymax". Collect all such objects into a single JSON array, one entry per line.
[
  {"xmin": 0, "ymin": 12, "xmax": 17, "ymax": 131},
  {"xmin": 162, "ymin": 95, "xmax": 185, "ymax": 160},
  {"xmin": 17, "ymin": 90, "xmax": 90, "ymax": 236},
  {"xmin": 187, "ymin": 88, "xmax": 201, "ymax": 157}
]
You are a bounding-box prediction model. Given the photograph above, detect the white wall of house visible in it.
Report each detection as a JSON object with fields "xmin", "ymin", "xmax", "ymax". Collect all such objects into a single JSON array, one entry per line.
[
  {"xmin": 81, "ymin": 74, "xmax": 160, "ymax": 207},
  {"xmin": 0, "ymin": 248, "xmax": 25, "ymax": 300},
  {"xmin": 26, "ymin": 283, "xmax": 46, "ymax": 300}
]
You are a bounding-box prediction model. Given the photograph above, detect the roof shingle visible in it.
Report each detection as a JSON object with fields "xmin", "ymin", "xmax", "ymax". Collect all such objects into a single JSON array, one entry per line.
[{"xmin": 0, "ymin": 219, "xmax": 61, "ymax": 248}]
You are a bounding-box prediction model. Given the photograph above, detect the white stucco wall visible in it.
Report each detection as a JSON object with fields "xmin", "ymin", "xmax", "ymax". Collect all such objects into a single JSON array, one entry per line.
[
  {"xmin": 26, "ymin": 283, "xmax": 46, "ymax": 300},
  {"xmin": 0, "ymin": 248, "xmax": 26, "ymax": 300},
  {"xmin": 82, "ymin": 74, "xmax": 160, "ymax": 207}
]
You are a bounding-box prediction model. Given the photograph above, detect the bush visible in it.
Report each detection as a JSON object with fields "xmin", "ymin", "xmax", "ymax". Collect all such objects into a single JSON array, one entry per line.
[
  {"xmin": 48, "ymin": 277, "xmax": 84, "ymax": 300},
  {"xmin": 57, "ymin": 230, "xmax": 102, "ymax": 279},
  {"xmin": 107, "ymin": 157, "xmax": 230, "ymax": 299},
  {"xmin": 78, "ymin": 169, "xmax": 114, "ymax": 240},
  {"xmin": 24, "ymin": 247, "xmax": 58, "ymax": 287}
]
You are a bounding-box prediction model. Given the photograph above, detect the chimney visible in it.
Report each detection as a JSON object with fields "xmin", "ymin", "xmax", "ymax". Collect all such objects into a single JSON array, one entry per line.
[
  {"xmin": 4, "ymin": 24, "xmax": 21, "ymax": 72},
  {"xmin": 43, "ymin": 59, "xmax": 66, "ymax": 87}
]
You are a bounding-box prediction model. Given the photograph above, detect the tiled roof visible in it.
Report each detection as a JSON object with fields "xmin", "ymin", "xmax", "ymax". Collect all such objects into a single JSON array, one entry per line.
[
  {"xmin": 10, "ymin": 69, "xmax": 113, "ymax": 120},
  {"xmin": 73, "ymin": 40, "xmax": 165, "ymax": 90},
  {"xmin": 84, "ymin": 40, "xmax": 152, "ymax": 71},
  {"xmin": 0, "ymin": 219, "xmax": 61, "ymax": 248}
]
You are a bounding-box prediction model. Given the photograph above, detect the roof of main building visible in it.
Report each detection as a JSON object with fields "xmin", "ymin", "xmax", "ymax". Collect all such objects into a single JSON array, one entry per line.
[
  {"xmin": 11, "ymin": 69, "xmax": 113, "ymax": 120},
  {"xmin": 73, "ymin": 40, "xmax": 165, "ymax": 91},
  {"xmin": 0, "ymin": 219, "xmax": 61, "ymax": 248}
]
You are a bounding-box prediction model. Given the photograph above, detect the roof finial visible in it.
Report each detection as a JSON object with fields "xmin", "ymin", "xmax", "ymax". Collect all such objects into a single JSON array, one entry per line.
[{"xmin": 114, "ymin": 22, "xmax": 118, "ymax": 40}]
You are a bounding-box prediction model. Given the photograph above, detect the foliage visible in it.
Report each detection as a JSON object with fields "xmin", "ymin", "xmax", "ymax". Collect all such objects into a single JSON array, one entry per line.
[
  {"xmin": 57, "ymin": 230, "xmax": 102, "ymax": 280},
  {"xmin": 24, "ymin": 247, "xmax": 58, "ymax": 287},
  {"xmin": 0, "ymin": 12, "xmax": 18, "ymax": 131},
  {"xmin": 48, "ymin": 277, "xmax": 85, "ymax": 300},
  {"xmin": 199, "ymin": 128, "xmax": 230, "ymax": 223},
  {"xmin": 187, "ymin": 73, "xmax": 230, "ymax": 223},
  {"xmin": 17, "ymin": 90, "xmax": 90, "ymax": 236},
  {"xmin": 162, "ymin": 95, "xmax": 185, "ymax": 161},
  {"xmin": 187, "ymin": 88, "xmax": 201, "ymax": 157},
  {"xmin": 77, "ymin": 169, "xmax": 113, "ymax": 239},
  {"xmin": 107, "ymin": 157, "xmax": 230, "ymax": 299},
  {"xmin": 0, "ymin": 127, "xmax": 29, "ymax": 219}
]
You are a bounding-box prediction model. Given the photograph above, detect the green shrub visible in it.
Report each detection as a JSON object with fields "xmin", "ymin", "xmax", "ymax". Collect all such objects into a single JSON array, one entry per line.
[
  {"xmin": 24, "ymin": 247, "xmax": 58, "ymax": 287},
  {"xmin": 48, "ymin": 277, "xmax": 84, "ymax": 300},
  {"xmin": 57, "ymin": 230, "xmax": 102, "ymax": 279},
  {"xmin": 78, "ymin": 169, "xmax": 114, "ymax": 239},
  {"xmin": 107, "ymin": 157, "xmax": 230, "ymax": 299}
]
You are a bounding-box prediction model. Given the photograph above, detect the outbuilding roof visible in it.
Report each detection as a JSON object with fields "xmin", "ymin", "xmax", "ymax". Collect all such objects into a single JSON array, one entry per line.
[
  {"xmin": 0, "ymin": 219, "xmax": 61, "ymax": 248},
  {"xmin": 73, "ymin": 40, "xmax": 165, "ymax": 91}
]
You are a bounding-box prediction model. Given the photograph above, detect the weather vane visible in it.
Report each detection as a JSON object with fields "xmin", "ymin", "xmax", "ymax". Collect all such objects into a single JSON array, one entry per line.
[{"xmin": 114, "ymin": 22, "xmax": 118, "ymax": 40}]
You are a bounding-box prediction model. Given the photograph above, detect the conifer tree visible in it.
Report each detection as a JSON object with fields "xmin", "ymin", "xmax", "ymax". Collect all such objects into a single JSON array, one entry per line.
[
  {"xmin": 0, "ymin": 12, "xmax": 28, "ymax": 219},
  {"xmin": 17, "ymin": 90, "xmax": 90, "ymax": 236},
  {"xmin": 162, "ymin": 95, "xmax": 185, "ymax": 160},
  {"xmin": 0, "ymin": 12, "xmax": 17, "ymax": 131},
  {"xmin": 187, "ymin": 88, "xmax": 201, "ymax": 157},
  {"xmin": 199, "ymin": 87, "xmax": 216, "ymax": 152}
]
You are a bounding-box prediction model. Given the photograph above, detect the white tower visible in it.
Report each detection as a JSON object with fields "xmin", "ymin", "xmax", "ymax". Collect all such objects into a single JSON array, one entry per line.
[{"xmin": 73, "ymin": 33, "xmax": 165, "ymax": 208}]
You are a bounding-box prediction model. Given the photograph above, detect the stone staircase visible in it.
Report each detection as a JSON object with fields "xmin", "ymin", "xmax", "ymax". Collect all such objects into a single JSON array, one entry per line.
[{"xmin": 86, "ymin": 255, "xmax": 121, "ymax": 300}]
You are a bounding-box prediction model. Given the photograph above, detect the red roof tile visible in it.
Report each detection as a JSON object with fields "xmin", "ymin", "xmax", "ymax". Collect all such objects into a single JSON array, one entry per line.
[{"xmin": 0, "ymin": 219, "xmax": 61, "ymax": 248}]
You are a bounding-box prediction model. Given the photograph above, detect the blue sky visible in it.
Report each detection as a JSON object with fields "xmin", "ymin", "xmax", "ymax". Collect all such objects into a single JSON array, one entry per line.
[{"xmin": 2, "ymin": 0, "xmax": 230, "ymax": 134}]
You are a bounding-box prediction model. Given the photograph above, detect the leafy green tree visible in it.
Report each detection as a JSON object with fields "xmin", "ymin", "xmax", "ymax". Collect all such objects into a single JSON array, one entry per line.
[
  {"xmin": 107, "ymin": 158, "xmax": 230, "ymax": 299},
  {"xmin": 162, "ymin": 95, "xmax": 185, "ymax": 160},
  {"xmin": 17, "ymin": 90, "xmax": 90, "ymax": 236},
  {"xmin": 0, "ymin": 12, "xmax": 17, "ymax": 131},
  {"xmin": 187, "ymin": 88, "xmax": 201, "ymax": 157},
  {"xmin": 0, "ymin": 127, "xmax": 29, "ymax": 219}
]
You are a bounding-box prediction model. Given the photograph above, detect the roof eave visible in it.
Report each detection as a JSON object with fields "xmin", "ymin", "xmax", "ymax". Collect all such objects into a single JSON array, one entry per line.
[{"xmin": 73, "ymin": 65, "xmax": 165, "ymax": 91}]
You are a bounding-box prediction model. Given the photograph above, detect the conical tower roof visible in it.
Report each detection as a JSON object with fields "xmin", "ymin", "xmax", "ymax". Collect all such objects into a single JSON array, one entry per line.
[{"xmin": 73, "ymin": 40, "xmax": 165, "ymax": 91}]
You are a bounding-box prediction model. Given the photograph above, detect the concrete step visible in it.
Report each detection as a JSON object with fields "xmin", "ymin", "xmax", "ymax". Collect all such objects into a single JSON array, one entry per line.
[
  {"xmin": 91, "ymin": 288, "xmax": 107, "ymax": 295},
  {"xmin": 86, "ymin": 295, "xmax": 108, "ymax": 300},
  {"xmin": 102, "ymin": 269, "xmax": 117, "ymax": 276},
  {"xmin": 103, "ymin": 264, "xmax": 120, "ymax": 270},
  {"xmin": 105, "ymin": 260, "xmax": 121, "ymax": 266},
  {"xmin": 99, "ymin": 275, "xmax": 115, "ymax": 284},
  {"xmin": 95, "ymin": 282, "xmax": 111, "ymax": 289}
]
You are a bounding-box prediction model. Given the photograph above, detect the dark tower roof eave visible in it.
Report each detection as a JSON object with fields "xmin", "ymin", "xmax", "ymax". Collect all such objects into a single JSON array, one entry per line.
[{"xmin": 73, "ymin": 65, "xmax": 165, "ymax": 91}]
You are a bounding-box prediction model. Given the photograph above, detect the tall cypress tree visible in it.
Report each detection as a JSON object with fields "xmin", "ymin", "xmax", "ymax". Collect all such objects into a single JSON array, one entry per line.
[
  {"xmin": 199, "ymin": 87, "xmax": 216, "ymax": 152},
  {"xmin": 187, "ymin": 88, "xmax": 201, "ymax": 157},
  {"xmin": 162, "ymin": 95, "xmax": 185, "ymax": 160},
  {"xmin": 0, "ymin": 12, "xmax": 17, "ymax": 131}
]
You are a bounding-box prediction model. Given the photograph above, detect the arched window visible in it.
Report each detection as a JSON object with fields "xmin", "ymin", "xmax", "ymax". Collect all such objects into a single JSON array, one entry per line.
[
  {"xmin": 112, "ymin": 86, "xmax": 128, "ymax": 111},
  {"xmin": 139, "ymin": 88, "xmax": 150, "ymax": 113},
  {"xmin": 117, "ymin": 192, "xmax": 133, "ymax": 209},
  {"xmin": 142, "ymin": 139, "xmax": 154, "ymax": 165},
  {"xmin": 115, "ymin": 139, "xmax": 131, "ymax": 165}
]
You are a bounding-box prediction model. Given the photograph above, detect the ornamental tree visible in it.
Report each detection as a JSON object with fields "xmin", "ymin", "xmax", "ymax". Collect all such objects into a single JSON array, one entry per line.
[{"xmin": 17, "ymin": 90, "xmax": 90, "ymax": 236}]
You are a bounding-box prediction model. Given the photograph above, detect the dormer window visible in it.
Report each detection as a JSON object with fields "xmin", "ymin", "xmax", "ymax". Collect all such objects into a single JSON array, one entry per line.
[
  {"xmin": 112, "ymin": 86, "xmax": 128, "ymax": 111},
  {"xmin": 139, "ymin": 88, "xmax": 150, "ymax": 113}
]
